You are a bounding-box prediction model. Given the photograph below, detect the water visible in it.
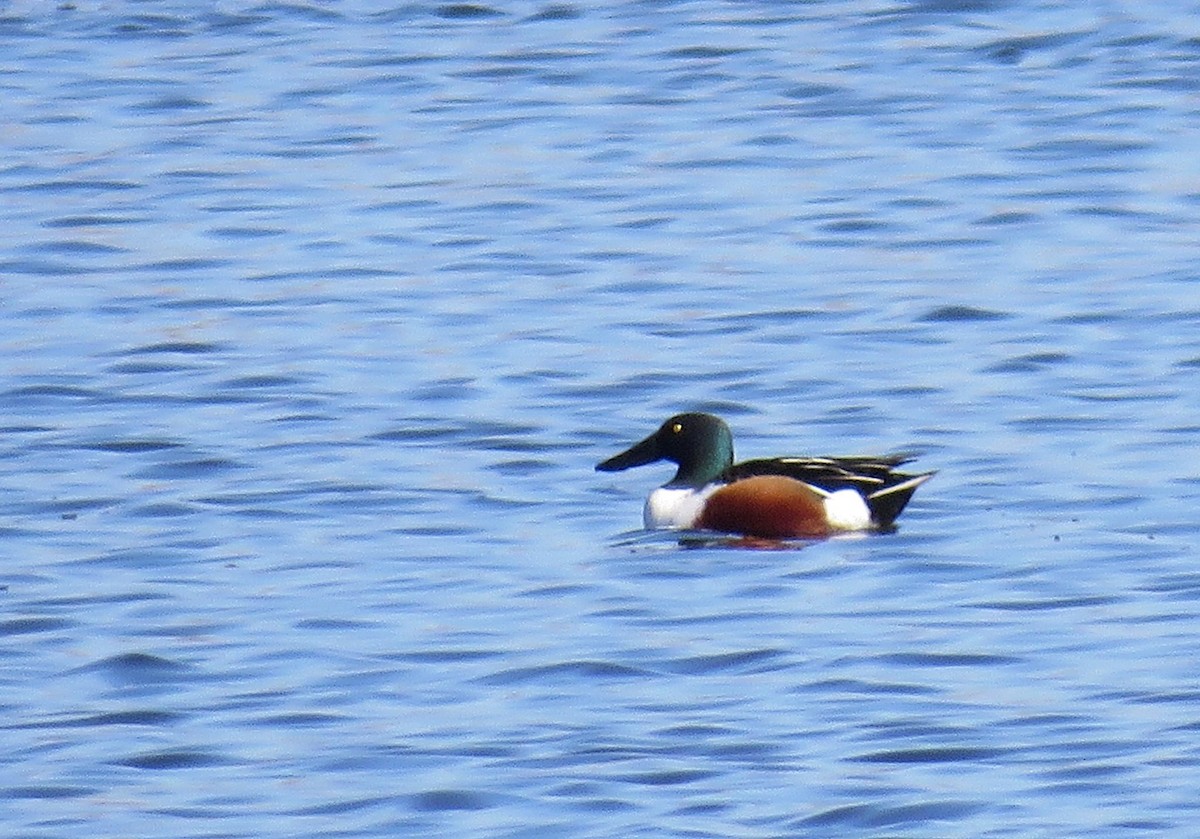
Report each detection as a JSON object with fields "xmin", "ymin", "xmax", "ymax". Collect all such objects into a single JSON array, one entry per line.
[{"xmin": 3, "ymin": 1, "xmax": 1200, "ymax": 836}]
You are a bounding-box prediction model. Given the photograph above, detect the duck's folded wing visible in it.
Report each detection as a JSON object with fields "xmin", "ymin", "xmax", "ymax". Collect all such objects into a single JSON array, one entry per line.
[{"xmin": 723, "ymin": 454, "xmax": 917, "ymax": 492}]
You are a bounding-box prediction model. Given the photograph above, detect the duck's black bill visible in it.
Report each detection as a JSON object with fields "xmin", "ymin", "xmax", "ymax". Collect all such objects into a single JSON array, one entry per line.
[{"xmin": 595, "ymin": 433, "xmax": 662, "ymax": 472}]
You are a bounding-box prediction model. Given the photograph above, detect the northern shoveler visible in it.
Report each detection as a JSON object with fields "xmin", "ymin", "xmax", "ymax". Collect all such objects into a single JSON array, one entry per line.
[{"xmin": 596, "ymin": 412, "xmax": 934, "ymax": 539}]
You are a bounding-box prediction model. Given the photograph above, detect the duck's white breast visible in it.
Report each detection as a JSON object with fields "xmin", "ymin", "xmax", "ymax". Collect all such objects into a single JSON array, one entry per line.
[{"xmin": 643, "ymin": 485, "xmax": 720, "ymax": 530}]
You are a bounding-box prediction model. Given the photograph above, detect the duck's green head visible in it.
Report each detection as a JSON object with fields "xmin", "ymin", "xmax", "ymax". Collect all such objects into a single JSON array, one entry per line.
[{"xmin": 595, "ymin": 412, "xmax": 734, "ymax": 488}]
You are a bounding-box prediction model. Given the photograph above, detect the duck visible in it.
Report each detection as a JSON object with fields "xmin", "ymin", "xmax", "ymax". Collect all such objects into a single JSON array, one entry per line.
[{"xmin": 596, "ymin": 412, "xmax": 933, "ymax": 539}]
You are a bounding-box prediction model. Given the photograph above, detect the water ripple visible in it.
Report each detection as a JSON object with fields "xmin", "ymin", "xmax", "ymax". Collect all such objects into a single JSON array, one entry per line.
[
  {"xmin": 799, "ymin": 800, "xmax": 988, "ymax": 829},
  {"xmin": 853, "ymin": 745, "xmax": 1014, "ymax": 763},
  {"xmin": 117, "ymin": 749, "xmax": 230, "ymax": 770},
  {"xmin": 480, "ymin": 660, "xmax": 651, "ymax": 686}
]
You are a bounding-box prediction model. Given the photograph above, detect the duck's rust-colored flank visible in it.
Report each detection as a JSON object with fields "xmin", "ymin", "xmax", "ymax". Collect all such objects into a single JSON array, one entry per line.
[{"xmin": 697, "ymin": 475, "xmax": 830, "ymax": 538}]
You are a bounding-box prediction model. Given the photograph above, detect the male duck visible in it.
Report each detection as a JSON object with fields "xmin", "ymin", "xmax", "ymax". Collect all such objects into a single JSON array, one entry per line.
[{"xmin": 596, "ymin": 412, "xmax": 933, "ymax": 539}]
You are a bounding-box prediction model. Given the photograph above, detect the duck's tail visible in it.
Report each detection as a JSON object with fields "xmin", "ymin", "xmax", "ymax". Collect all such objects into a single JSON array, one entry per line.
[{"xmin": 866, "ymin": 471, "xmax": 936, "ymax": 528}]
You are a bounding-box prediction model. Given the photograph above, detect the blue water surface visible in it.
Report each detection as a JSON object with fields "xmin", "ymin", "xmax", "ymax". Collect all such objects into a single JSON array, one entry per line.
[{"xmin": 3, "ymin": 1, "xmax": 1200, "ymax": 836}]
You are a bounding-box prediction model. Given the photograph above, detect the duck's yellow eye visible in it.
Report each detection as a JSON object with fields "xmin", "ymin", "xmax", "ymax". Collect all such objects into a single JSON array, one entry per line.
[{"xmin": 672, "ymin": 423, "xmax": 683, "ymax": 433}]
